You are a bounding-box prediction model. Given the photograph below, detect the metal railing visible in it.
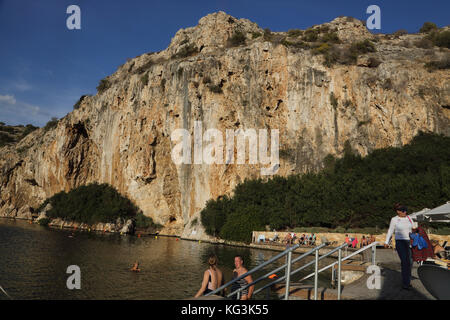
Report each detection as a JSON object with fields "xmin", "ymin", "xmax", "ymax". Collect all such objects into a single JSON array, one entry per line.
[
  {"xmin": 205, "ymin": 242, "xmax": 327, "ymax": 300},
  {"xmin": 291, "ymin": 241, "xmax": 380, "ymax": 300},
  {"xmin": 205, "ymin": 240, "xmax": 380, "ymax": 300}
]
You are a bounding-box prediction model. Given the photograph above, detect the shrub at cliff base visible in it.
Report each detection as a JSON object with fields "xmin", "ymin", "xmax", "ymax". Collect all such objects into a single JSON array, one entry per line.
[
  {"xmin": 200, "ymin": 132, "xmax": 450, "ymax": 243},
  {"xmin": 135, "ymin": 211, "xmax": 162, "ymax": 230},
  {"xmin": 36, "ymin": 182, "xmax": 149, "ymax": 225}
]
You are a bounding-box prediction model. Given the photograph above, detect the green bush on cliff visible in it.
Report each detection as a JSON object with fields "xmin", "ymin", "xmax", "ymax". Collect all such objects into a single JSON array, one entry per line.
[
  {"xmin": 227, "ymin": 31, "xmax": 246, "ymax": 47},
  {"xmin": 43, "ymin": 117, "xmax": 59, "ymax": 132},
  {"xmin": 38, "ymin": 218, "xmax": 50, "ymax": 226},
  {"xmin": 135, "ymin": 211, "xmax": 161, "ymax": 230},
  {"xmin": 97, "ymin": 78, "xmax": 111, "ymax": 93},
  {"xmin": 36, "ymin": 182, "xmax": 140, "ymax": 224},
  {"xmin": 419, "ymin": 22, "xmax": 438, "ymax": 33},
  {"xmin": 200, "ymin": 132, "xmax": 450, "ymax": 243},
  {"xmin": 427, "ymin": 30, "xmax": 450, "ymax": 49}
]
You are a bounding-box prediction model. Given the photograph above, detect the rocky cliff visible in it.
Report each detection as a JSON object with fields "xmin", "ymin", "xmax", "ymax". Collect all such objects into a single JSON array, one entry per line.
[{"xmin": 1, "ymin": 12, "xmax": 449, "ymax": 239}]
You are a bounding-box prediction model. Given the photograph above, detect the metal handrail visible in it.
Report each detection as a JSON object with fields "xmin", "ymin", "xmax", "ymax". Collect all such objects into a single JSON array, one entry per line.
[
  {"xmin": 231, "ymin": 243, "xmax": 328, "ymax": 299},
  {"xmin": 206, "ymin": 240, "xmax": 379, "ymax": 300},
  {"xmin": 257, "ymin": 242, "xmax": 348, "ymax": 297},
  {"xmin": 266, "ymin": 242, "xmax": 379, "ymax": 300},
  {"xmin": 205, "ymin": 243, "xmax": 300, "ymax": 297},
  {"xmin": 298, "ymin": 241, "xmax": 380, "ymax": 283}
]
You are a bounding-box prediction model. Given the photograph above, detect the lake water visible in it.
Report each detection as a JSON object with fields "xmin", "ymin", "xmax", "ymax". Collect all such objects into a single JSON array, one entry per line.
[{"xmin": 0, "ymin": 219, "xmax": 331, "ymax": 300}]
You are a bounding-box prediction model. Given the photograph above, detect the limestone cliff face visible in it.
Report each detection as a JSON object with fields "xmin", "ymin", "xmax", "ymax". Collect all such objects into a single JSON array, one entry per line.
[{"xmin": 1, "ymin": 12, "xmax": 449, "ymax": 239}]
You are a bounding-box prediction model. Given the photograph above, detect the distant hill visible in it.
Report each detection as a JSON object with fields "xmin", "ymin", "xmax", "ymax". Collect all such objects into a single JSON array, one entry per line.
[{"xmin": 0, "ymin": 122, "xmax": 38, "ymax": 147}]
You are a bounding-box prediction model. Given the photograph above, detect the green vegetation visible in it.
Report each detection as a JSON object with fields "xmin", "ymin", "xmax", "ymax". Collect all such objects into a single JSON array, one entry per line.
[
  {"xmin": 425, "ymin": 55, "xmax": 450, "ymax": 72},
  {"xmin": 312, "ymin": 43, "xmax": 331, "ymax": 55},
  {"xmin": 171, "ymin": 43, "xmax": 198, "ymax": 59},
  {"xmin": 303, "ymin": 28, "xmax": 319, "ymax": 42},
  {"xmin": 38, "ymin": 218, "xmax": 51, "ymax": 226},
  {"xmin": 350, "ymin": 39, "xmax": 376, "ymax": 54},
  {"xmin": 228, "ymin": 31, "xmax": 246, "ymax": 47},
  {"xmin": 135, "ymin": 59, "xmax": 154, "ymax": 74},
  {"xmin": 135, "ymin": 211, "xmax": 161, "ymax": 230},
  {"xmin": 392, "ymin": 29, "xmax": 408, "ymax": 37},
  {"xmin": 208, "ymin": 84, "xmax": 223, "ymax": 94},
  {"xmin": 263, "ymin": 28, "xmax": 272, "ymax": 41},
  {"xmin": 414, "ymin": 38, "xmax": 434, "ymax": 49},
  {"xmin": 420, "ymin": 22, "xmax": 438, "ymax": 33},
  {"xmin": 329, "ymin": 92, "xmax": 338, "ymax": 108},
  {"xmin": 20, "ymin": 124, "xmax": 38, "ymax": 139},
  {"xmin": 426, "ymin": 30, "xmax": 450, "ymax": 49},
  {"xmin": 73, "ymin": 95, "xmax": 91, "ymax": 110},
  {"xmin": 315, "ymin": 39, "xmax": 377, "ymax": 67},
  {"xmin": 201, "ymin": 132, "xmax": 450, "ymax": 242},
  {"xmin": 0, "ymin": 131, "xmax": 15, "ymax": 147},
  {"xmin": 43, "ymin": 117, "xmax": 59, "ymax": 132},
  {"xmin": 251, "ymin": 31, "xmax": 262, "ymax": 39},
  {"xmin": 320, "ymin": 32, "xmax": 340, "ymax": 44},
  {"xmin": 0, "ymin": 123, "xmax": 38, "ymax": 147},
  {"xmin": 97, "ymin": 78, "xmax": 111, "ymax": 93},
  {"xmin": 140, "ymin": 73, "xmax": 149, "ymax": 86},
  {"xmin": 36, "ymin": 182, "xmax": 140, "ymax": 224},
  {"xmin": 287, "ymin": 29, "xmax": 303, "ymax": 37}
]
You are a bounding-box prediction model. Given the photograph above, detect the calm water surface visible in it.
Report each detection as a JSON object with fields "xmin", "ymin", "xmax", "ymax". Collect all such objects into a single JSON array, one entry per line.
[{"xmin": 0, "ymin": 219, "xmax": 331, "ymax": 300}]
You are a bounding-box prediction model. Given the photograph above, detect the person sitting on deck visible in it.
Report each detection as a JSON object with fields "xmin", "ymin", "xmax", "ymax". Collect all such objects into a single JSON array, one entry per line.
[
  {"xmin": 311, "ymin": 233, "xmax": 316, "ymax": 246},
  {"xmin": 361, "ymin": 236, "xmax": 367, "ymax": 247},
  {"xmin": 431, "ymin": 240, "xmax": 446, "ymax": 259},
  {"xmin": 284, "ymin": 233, "xmax": 292, "ymax": 246},
  {"xmin": 299, "ymin": 234, "xmax": 305, "ymax": 245},
  {"xmin": 351, "ymin": 237, "xmax": 358, "ymax": 248},
  {"xmin": 269, "ymin": 233, "xmax": 279, "ymax": 242},
  {"xmin": 345, "ymin": 234, "xmax": 350, "ymax": 245}
]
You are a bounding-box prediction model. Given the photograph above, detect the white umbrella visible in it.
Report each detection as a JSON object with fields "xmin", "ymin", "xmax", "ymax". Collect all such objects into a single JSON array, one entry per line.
[{"xmin": 409, "ymin": 201, "xmax": 450, "ymax": 223}]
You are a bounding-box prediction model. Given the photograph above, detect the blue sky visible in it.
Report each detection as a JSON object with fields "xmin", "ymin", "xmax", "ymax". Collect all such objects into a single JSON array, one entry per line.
[{"xmin": 0, "ymin": 0, "xmax": 448, "ymax": 127}]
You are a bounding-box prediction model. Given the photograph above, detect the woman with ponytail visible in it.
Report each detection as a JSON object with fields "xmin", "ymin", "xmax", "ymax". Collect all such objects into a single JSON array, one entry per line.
[{"xmin": 194, "ymin": 254, "xmax": 223, "ymax": 297}]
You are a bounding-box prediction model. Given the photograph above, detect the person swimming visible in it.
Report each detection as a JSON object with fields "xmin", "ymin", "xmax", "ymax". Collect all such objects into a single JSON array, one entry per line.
[
  {"xmin": 230, "ymin": 255, "xmax": 254, "ymax": 300},
  {"xmin": 194, "ymin": 254, "xmax": 223, "ymax": 297},
  {"xmin": 130, "ymin": 261, "xmax": 140, "ymax": 272}
]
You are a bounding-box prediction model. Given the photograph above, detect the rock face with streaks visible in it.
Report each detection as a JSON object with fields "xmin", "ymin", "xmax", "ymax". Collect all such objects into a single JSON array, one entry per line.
[{"xmin": 1, "ymin": 12, "xmax": 449, "ymax": 239}]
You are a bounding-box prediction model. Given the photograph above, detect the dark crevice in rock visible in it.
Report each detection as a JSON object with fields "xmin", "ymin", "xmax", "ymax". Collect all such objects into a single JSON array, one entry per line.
[{"xmin": 25, "ymin": 178, "xmax": 39, "ymax": 187}]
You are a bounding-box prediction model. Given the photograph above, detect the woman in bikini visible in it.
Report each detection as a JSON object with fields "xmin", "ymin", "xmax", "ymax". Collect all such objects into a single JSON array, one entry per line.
[
  {"xmin": 194, "ymin": 254, "xmax": 223, "ymax": 297},
  {"xmin": 231, "ymin": 255, "xmax": 254, "ymax": 300}
]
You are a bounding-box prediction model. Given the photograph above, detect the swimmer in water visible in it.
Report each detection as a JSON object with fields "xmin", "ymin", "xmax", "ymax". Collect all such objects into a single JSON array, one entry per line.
[{"xmin": 130, "ymin": 261, "xmax": 140, "ymax": 272}]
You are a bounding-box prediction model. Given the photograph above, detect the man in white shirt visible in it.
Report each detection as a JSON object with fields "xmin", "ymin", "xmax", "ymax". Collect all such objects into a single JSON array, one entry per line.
[{"xmin": 384, "ymin": 204, "xmax": 414, "ymax": 290}]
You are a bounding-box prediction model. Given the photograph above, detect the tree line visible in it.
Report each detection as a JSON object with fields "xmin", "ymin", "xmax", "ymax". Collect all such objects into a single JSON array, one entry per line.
[{"xmin": 201, "ymin": 132, "xmax": 450, "ymax": 242}]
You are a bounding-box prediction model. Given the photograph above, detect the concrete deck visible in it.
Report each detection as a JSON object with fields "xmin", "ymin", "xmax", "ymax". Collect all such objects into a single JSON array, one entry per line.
[{"xmin": 275, "ymin": 248, "xmax": 436, "ymax": 300}]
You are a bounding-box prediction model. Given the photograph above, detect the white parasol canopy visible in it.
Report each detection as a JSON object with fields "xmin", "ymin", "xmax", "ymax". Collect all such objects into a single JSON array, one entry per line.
[{"xmin": 409, "ymin": 201, "xmax": 450, "ymax": 223}]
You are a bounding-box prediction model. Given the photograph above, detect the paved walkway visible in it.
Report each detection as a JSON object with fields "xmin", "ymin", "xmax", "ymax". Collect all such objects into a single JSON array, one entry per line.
[
  {"xmin": 276, "ymin": 248, "xmax": 436, "ymax": 300},
  {"xmin": 336, "ymin": 248, "xmax": 435, "ymax": 300}
]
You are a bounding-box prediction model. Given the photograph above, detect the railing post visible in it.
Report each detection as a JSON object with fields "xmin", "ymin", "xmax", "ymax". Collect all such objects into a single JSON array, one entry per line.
[
  {"xmin": 371, "ymin": 244, "xmax": 376, "ymax": 265},
  {"xmin": 331, "ymin": 265, "xmax": 335, "ymax": 288},
  {"xmin": 285, "ymin": 250, "xmax": 292, "ymax": 300},
  {"xmin": 337, "ymin": 248, "xmax": 342, "ymax": 300},
  {"xmin": 314, "ymin": 249, "xmax": 319, "ymax": 300}
]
